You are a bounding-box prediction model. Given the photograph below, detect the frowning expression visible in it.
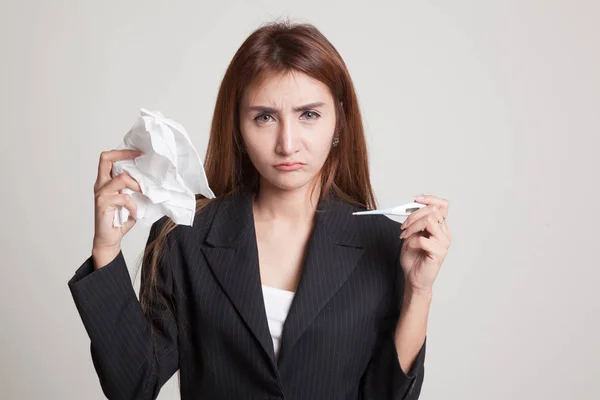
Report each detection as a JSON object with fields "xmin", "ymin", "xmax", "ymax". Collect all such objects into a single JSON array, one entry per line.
[{"xmin": 239, "ymin": 70, "xmax": 337, "ymax": 192}]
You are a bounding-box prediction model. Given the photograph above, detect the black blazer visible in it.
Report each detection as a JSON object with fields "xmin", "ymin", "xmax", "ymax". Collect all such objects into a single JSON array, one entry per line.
[{"xmin": 68, "ymin": 191, "xmax": 426, "ymax": 400}]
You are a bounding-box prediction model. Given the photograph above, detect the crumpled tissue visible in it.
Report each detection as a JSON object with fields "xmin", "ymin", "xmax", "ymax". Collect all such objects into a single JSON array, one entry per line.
[{"xmin": 111, "ymin": 108, "xmax": 215, "ymax": 227}]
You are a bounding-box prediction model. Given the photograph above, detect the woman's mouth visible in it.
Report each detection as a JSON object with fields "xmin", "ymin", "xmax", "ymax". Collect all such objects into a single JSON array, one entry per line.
[{"xmin": 274, "ymin": 162, "xmax": 305, "ymax": 171}]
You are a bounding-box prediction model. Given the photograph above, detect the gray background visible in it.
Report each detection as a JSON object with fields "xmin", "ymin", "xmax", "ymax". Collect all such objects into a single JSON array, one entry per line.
[{"xmin": 1, "ymin": 0, "xmax": 598, "ymax": 399}]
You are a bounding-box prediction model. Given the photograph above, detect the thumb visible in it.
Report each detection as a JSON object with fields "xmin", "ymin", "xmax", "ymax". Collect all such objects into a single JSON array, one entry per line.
[{"xmin": 123, "ymin": 215, "xmax": 137, "ymax": 232}]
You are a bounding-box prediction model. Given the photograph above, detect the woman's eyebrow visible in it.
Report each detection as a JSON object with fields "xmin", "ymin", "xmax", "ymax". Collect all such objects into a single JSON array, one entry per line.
[{"xmin": 247, "ymin": 101, "xmax": 326, "ymax": 113}]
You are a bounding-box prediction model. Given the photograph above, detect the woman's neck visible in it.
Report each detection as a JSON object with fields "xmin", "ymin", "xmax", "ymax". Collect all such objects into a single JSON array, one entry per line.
[{"xmin": 253, "ymin": 179, "xmax": 321, "ymax": 223}]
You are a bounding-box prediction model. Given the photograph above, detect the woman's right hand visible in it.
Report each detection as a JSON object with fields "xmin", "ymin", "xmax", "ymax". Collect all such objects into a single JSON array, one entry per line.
[{"xmin": 92, "ymin": 149, "xmax": 143, "ymax": 269}]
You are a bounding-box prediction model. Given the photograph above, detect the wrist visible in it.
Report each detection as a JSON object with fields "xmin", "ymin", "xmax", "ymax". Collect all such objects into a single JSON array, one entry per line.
[
  {"xmin": 91, "ymin": 246, "xmax": 121, "ymax": 270},
  {"xmin": 403, "ymin": 285, "xmax": 433, "ymax": 306}
]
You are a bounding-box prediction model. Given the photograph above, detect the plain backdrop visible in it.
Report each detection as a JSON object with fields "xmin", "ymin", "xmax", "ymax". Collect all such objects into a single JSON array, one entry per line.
[{"xmin": 1, "ymin": 1, "xmax": 598, "ymax": 399}]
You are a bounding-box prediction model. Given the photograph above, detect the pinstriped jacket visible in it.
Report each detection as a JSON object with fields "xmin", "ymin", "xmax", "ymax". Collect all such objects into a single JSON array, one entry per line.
[{"xmin": 68, "ymin": 191, "xmax": 426, "ymax": 400}]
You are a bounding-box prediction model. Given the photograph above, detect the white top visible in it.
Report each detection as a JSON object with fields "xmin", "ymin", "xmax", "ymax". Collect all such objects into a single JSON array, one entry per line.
[{"xmin": 261, "ymin": 284, "xmax": 295, "ymax": 360}]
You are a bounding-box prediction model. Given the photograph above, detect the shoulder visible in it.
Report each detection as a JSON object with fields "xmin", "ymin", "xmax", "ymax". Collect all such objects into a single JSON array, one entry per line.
[
  {"xmin": 331, "ymin": 200, "xmax": 402, "ymax": 289},
  {"xmin": 331, "ymin": 199, "xmax": 402, "ymax": 257},
  {"xmin": 354, "ymin": 207, "xmax": 401, "ymax": 237},
  {"xmin": 358, "ymin": 214, "xmax": 402, "ymax": 258},
  {"xmin": 342, "ymin": 200, "xmax": 401, "ymax": 237},
  {"xmin": 149, "ymin": 193, "xmax": 235, "ymax": 245}
]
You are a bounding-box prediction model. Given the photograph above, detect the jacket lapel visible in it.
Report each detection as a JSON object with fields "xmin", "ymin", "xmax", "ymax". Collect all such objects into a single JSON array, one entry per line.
[
  {"xmin": 277, "ymin": 196, "xmax": 364, "ymax": 365},
  {"xmin": 200, "ymin": 192, "xmax": 277, "ymax": 365},
  {"xmin": 199, "ymin": 191, "xmax": 365, "ymax": 370}
]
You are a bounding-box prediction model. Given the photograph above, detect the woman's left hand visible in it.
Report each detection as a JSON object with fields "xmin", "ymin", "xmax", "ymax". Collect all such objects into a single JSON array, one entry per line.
[{"xmin": 399, "ymin": 194, "xmax": 452, "ymax": 294}]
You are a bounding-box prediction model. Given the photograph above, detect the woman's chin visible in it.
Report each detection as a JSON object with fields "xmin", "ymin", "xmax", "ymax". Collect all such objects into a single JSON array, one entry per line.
[{"xmin": 265, "ymin": 173, "xmax": 316, "ymax": 192}]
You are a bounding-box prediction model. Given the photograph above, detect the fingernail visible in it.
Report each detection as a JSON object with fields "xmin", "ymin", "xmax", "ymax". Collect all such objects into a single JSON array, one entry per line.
[{"xmin": 413, "ymin": 194, "xmax": 424, "ymax": 201}]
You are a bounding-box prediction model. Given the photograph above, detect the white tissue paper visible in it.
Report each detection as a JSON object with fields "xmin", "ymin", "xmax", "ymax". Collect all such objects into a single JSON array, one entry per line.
[{"xmin": 111, "ymin": 108, "xmax": 215, "ymax": 227}]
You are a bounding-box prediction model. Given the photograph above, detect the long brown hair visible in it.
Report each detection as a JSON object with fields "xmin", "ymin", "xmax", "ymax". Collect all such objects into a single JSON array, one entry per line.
[{"xmin": 138, "ymin": 19, "xmax": 376, "ymax": 318}]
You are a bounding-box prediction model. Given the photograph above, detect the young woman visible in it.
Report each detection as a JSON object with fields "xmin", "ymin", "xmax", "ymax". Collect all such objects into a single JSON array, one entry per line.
[{"xmin": 69, "ymin": 21, "xmax": 451, "ymax": 400}]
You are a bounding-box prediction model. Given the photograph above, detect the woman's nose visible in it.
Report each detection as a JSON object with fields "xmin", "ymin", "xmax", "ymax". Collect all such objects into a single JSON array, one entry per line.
[{"xmin": 276, "ymin": 120, "xmax": 300, "ymax": 155}]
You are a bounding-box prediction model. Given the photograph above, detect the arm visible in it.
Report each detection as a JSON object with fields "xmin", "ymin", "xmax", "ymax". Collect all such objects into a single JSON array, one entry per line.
[
  {"xmin": 393, "ymin": 286, "xmax": 430, "ymax": 398},
  {"xmin": 360, "ymin": 263, "xmax": 427, "ymax": 400},
  {"xmin": 363, "ymin": 194, "xmax": 450, "ymax": 399},
  {"xmin": 68, "ymin": 219, "xmax": 179, "ymax": 400}
]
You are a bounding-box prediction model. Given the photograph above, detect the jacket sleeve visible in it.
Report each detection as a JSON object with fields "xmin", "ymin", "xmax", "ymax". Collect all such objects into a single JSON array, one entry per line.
[
  {"xmin": 67, "ymin": 219, "xmax": 179, "ymax": 400},
  {"xmin": 360, "ymin": 324, "xmax": 426, "ymax": 400},
  {"xmin": 360, "ymin": 243, "xmax": 427, "ymax": 400}
]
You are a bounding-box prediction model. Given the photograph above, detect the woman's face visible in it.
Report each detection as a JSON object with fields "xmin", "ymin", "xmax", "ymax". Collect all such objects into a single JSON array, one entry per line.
[{"xmin": 239, "ymin": 70, "xmax": 337, "ymax": 193}]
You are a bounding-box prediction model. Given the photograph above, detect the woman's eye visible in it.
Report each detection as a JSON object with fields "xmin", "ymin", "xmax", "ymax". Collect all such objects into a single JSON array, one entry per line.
[
  {"xmin": 302, "ymin": 111, "xmax": 321, "ymax": 119},
  {"xmin": 255, "ymin": 114, "xmax": 274, "ymax": 123},
  {"xmin": 254, "ymin": 111, "xmax": 320, "ymax": 123}
]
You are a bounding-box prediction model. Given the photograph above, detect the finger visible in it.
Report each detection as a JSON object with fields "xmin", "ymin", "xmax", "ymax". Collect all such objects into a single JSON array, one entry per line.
[
  {"xmin": 413, "ymin": 194, "xmax": 450, "ymax": 216},
  {"xmin": 400, "ymin": 211, "xmax": 430, "ymax": 239},
  {"xmin": 416, "ymin": 196, "xmax": 451, "ymax": 242},
  {"xmin": 122, "ymin": 193, "xmax": 138, "ymax": 219},
  {"xmin": 439, "ymin": 218, "xmax": 452, "ymax": 242},
  {"xmin": 96, "ymin": 172, "xmax": 142, "ymax": 196},
  {"xmin": 415, "ymin": 211, "xmax": 449, "ymax": 245},
  {"xmin": 405, "ymin": 234, "xmax": 448, "ymax": 258},
  {"xmin": 95, "ymin": 149, "xmax": 143, "ymax": 191},
  {"xmin": 401, "ymin": 206, "xmax": 443, "ymax": 239},
  {"xmin": 401, "ymin": 204, "xmax": 437, "ymax": 230},
  {"xmin": 96, "ymin": 192, "xmax": 138, "ymax": 218},
  {"xmin": 425, "ymin": 208, "xmax": 447, "ymax": 240}
]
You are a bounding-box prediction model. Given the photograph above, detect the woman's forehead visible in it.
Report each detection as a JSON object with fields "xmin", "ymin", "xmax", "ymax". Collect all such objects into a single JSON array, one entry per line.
[{"xmin": 242, "ymin": 71, "xmax": 332, "ymax": 108}]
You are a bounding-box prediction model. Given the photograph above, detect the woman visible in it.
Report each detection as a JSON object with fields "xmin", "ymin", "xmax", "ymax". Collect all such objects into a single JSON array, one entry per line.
[{"xmin": 68, "ymin": 21, "xmax": 451, "ymax": 400}]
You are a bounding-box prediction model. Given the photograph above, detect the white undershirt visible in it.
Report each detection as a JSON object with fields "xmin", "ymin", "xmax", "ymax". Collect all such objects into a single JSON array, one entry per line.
[{"xmin": 261, "ymin": 284, "xmax": 295, "ymax": 359}]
